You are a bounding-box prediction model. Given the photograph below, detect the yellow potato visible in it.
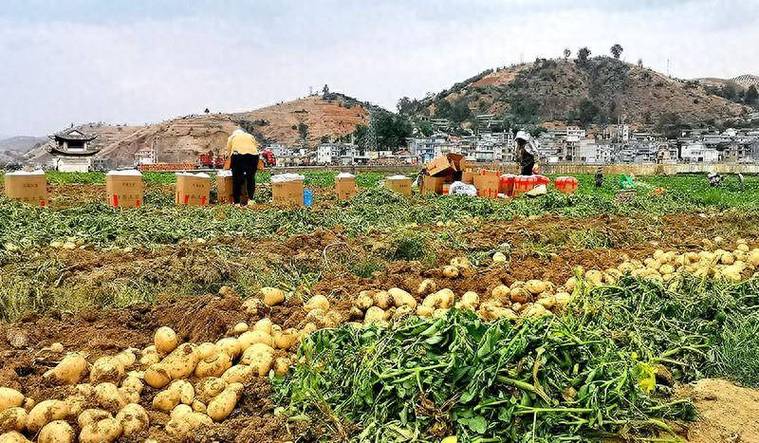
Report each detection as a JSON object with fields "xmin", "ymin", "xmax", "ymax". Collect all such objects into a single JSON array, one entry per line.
[
  {"xmin": 372, "ymin": 291, "xmax": 392, "ymax": 309},
  {"xmin": 456, "ymin": 291, "xmax": 480, "ymax": 310},
  {"xmin": 221, "ymin": 365, "xmax": 254, "ymax": 384},
  {"xmin": 94, "ymin": 383, "xmax": 127, "ymax": 412},
  {"xmin": 90, "ymin": 356, "xmax": 126, "ymax": 384},
  {"xmin": 63, "ymin": 394, "xmax": 86, "ymax": 417},
  {"xmin": 388, "ymin": 288, "xmax": 417, "ymax": 309},
  {"xmin": 0, "ymin": 388, "xmax": 24, "ymax": 413},
  {"xmin": 272, "ymin": 328, "xmax": 298, "ymax": 350},
  {"xmin": 232, "ymin": 322, "xmax": 249, "ymax": 335},
  {"xmin": 143, "ymin": 364, "xmax": 171, "ymax": 389},
  {"xmin": 206, "ymin": 383, "xmax": 244, "ymax": 422},
  {"xmin": 450, "ymin": 256, "xmax": 470, "ymax": 269},
  {"xmin": 121, "ymin": 376, "xmax": 143, "ymax": 395},
  {"xmin": 0, "ymin": 408, "xmax": 27, "ymax": 433},
  {"xmin": 259, "ymin": 287, "xmax": 285, "ymax": 306},
  {"xmin": 238, "ymin": 331, "xmax": 273, "ymax": 350},
  {"xmin": 252, "ymin": 318, "xmax": 273, "ymax": 335},
  {"xmin": 165, "ymin": 412, "xmax": 212, "ymax": 439},
  {"xmin": 77, "ymin": 409, "xmax": 112, "ymax": 429},
  {"xmin": 491, "ymin": 285, "xmax": 510, "ymax": 300},
  {"xmin": 416, "ymin": 306, "xmax": 434, "ymax": 317},
  {"xmin": 274, "ymin": 357, "xmax": 291, "ymax": 377},
  {"xmin": 170, "ymin": 404, "xmax": 193, "ymax": 420},
  {"xmin": 194, "ymin": 378, "xmax": 228, "ymax": 404},
  {"xmin": 191, "ymin": 400, "xmax": 206, "ymax": 413},
  {"xmin": 139, "ymin": 346, "xmax": 161, "ymax": 366},
  {"xmin": 353, "ymin": 291, "xmax": 374, "ymax": 310},
  {"xmin": 304, "ymin": 295, "xmax": 330, "ymax": 312},
  {"xmin": 416, "ymin": 279, "xmax": 437, "ymax": 295},
  {"xmin": 215, "ymin": 338, "xmax": 242, "ymax": 359},
  {"xmin": 113, "ymin": 350, "xmax": 136, "ymax": 368},
  {"xmin": 196, "ymin": 343, "xmax": 219, "ymax": 361},
  {"xmin": 364, "ymin": 306, "xmax": 387, "ymax": 324},
  {"xmin": 78, "ymin": 417, "xmax": 123, "ymax": 443},
  {"xmin": 154, "ymin": 327, "xmax": 179, "ymax": 355},
  {"xmin": 43, "ymin": 353, "xmax": 88, "ymax": 385},
  {"xmin": 0, "ymin": 431, "xmax": 31, "ymax": 442},
  {"xmin": 524, "ymin": 280, "xmax": 548, "ymax": 294},
  {"xmin": 38, "ymin": 420, "xmax": 74, "ymax": 443},
  {"xmin": 116, "ymin": 403, "xmax": 149, "ymax": 437},
  {"xmin": 26, "ymin": 400, "xmax": 69, "ymax": 433},
  {"xmin": 441, "ymin": 265, "xmax": 459, "ymax": 278},
  {"xmin": 170, "ymin": 380, "xmax": 195, "ymax": 405},
  {"xmin": 152, "ymin": 388, "xmax": 181, "ymax": 413},
  {"xmin": 161, "ymin": 344, "xmax": 199, "ymax": 380},
  {"xmin": 195, "ymin": 351, "xmax": 233, "ymax": 378},
  {"xmin": 245, "ymin": 352, "xmax": 274, "ymax": 377}
]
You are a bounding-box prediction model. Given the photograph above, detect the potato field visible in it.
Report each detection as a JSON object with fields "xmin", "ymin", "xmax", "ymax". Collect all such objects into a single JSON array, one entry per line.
[{"xmin": 1, "ymin": 171, "xmax": 759, "ymax": 442}]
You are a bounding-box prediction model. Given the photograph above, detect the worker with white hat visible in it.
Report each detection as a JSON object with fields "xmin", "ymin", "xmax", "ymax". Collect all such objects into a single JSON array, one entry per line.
[{"xmin": 515, "ymin": 130, "xmax": 540, "ymax": 175}]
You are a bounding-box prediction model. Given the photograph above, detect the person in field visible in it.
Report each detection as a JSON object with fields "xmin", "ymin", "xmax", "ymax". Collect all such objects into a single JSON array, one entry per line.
[
  {"xmin": 595, "ymin": 167, "xmax": 604, "ymax": 188},
  {"xmin": 515, "ymin": 130, "xmax": 539, "ymax": 175},
  {"xmin": 226, "ymin": 128, "xmax": 260, "ymax": 204}
]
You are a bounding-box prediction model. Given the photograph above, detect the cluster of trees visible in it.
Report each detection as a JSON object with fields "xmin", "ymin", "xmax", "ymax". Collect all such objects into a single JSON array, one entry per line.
[
  {"xmin": 706, "ymin": 82, "xmax": 759, "ymax": 106},
  {"xmin": 351, "ymin": 109, "xmax": 414, "ymax": 150}
]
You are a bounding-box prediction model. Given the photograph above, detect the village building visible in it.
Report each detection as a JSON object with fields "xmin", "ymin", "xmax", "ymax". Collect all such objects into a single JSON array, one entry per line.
[{"xmin": 47, "ymin": 127, "xmax": 100, "ymax": 172}]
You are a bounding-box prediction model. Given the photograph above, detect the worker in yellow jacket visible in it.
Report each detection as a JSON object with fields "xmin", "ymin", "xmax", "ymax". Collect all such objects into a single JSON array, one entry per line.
[{"xmin": 226, "ymin": 128, "xmax": 260, "ymax": 204}]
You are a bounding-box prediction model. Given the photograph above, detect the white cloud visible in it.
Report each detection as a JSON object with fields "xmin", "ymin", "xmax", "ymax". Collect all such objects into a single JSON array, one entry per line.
[{"xmin": 0, "ymin": 0, "xmax": 757, "ymax": 135}]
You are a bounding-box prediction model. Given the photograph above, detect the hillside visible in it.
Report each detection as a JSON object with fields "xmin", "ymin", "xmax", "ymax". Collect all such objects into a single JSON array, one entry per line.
[
  {"xmin": 408, "ymin": 57, "xmax": 749, "ymax": 128},
  {"xmin": 0, "ymin": 136, "xmax": 47, "ymax": 165},
  {"xmin": 26, "ymin": 94, "xmax": 372, "ymax": 167}
]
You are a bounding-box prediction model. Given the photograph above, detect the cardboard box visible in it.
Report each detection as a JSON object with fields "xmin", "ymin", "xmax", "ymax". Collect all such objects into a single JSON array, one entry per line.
[
  {"xmin": 462, "ymin": 170, "xmax": 475, "ymax": 184},
  {"xmin": 176, "ymin": 173, "xmax": 211, "ymax": 206},
  {"xmin": 385, "ymin": 175, "xmax": 412, "ymax": 196},
  {"xmin": 272, "ymin": 179, "xmax": 304, "ymax": 207},
  {"xmin": 105, "ymin": 170, "xmax": 143, "ymax": 208},
  {"xmin": 426, "ymin": 153, "xmax": 468, "ymax": 177},
  {"xmin": 335, "ymin": 177, "xmax": 357, "ymax": 200},
  {"xmin": 474, "ymin": 173, "xmax": 500, "ymax": 198},
  {"xmin": 421, "ymin": 175, "xmax": 445, "ymax": 195},
  {"xmin": 4, "ymin": 171, "xmax": 48, "ymax": 207},
  {"xmin": 216, "ymin": 171, "xmax": 234, "ymax": 204}
]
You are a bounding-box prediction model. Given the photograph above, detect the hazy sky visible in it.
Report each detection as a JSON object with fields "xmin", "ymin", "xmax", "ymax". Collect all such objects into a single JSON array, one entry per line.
[{"xmin": 1, "ymin": 0, "xmax": 757, "ymax": 135}]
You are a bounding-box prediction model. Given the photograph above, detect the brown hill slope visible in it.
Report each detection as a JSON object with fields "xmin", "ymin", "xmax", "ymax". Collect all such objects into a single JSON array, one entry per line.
[
  {"xmin": 412, "ymin": 57, "xmax": 748, "ymax": 126},
  {"xmin": 27, "ymin": 94, "xmax": 371, "ymax": 166}
]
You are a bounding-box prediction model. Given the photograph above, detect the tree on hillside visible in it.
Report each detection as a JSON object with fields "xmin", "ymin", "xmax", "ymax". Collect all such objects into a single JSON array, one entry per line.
[
  {"xmin": 578, "ymin": 99, "xmax": 600, "ymax": 125},
  {"xmin": 449, "ymin": 99, "xmax": 472, "ymax": 124},
  {"xmin": 745, "ymin": 85, "xmax": 758, "ymax": 105},
  {"xmin": 297, "ymin": 122, "xmax": 309, "ymax": 146},
  {"xmin": 434, "ymin": 99, "xmax": 453, "ymax": 119},
  {"xmin": 610, "ymin": 44, "xmax": 623, "ymax": 59},
  {"xmin": 353, "ymin": 124, "xmax": 369, "ymax": 148},
  {"xmin": 637, "ymin": 58, "xmax": 643, "ymax": 68},
  {"xmin": 370, "ymin": 110, "xmax": 413, "ymax": 150},
  {"xmin": 563, "ymin": 48, "xmax": 571, "ymax": 59},
  {"xmin": 417, "ymin": 120, "xmax": 434, "ymax": 137},
  {"xmin": 577, "ymin": 47, "xmax": 591, "ymax": 64},
  {"xmin": 396, "ymin": 96, "xmax": 417, "ymax": 115}
]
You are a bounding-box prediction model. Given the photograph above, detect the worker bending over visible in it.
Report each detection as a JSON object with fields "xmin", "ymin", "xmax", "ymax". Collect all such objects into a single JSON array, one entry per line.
[
  {"xmin": 226, "ymin": 128, "xmax": 260, "ymax": 204},
  {"xmin": 515, "ymin": 131, "xmax": 540, "ymax": 175}
]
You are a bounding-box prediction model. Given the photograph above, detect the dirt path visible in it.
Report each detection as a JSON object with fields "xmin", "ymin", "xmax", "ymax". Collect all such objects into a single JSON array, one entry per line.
[{"xmin": 679, "ymin": 379, "xmax": 759, "ymax": 443}]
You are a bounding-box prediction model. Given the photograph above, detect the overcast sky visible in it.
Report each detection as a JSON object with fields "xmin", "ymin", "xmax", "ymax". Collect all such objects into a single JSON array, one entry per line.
[{"xmin": 1, "ymin": 0, "xmax": 757, "ymax": 136}]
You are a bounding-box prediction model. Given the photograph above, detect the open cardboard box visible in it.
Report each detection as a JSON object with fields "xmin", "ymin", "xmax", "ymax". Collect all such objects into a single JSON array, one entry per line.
[{"xmin": 426, "ymin": 153, "xmax": 468, "ymax": 177}]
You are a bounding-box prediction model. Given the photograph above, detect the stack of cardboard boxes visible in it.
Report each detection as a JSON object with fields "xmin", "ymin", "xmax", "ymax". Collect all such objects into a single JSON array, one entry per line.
[
  {"xmin": 106, "ymin": 170, "xmax": 144, "ymax": 208},
  {"xmin": 4, "ymin": 170, "xmax": 48, "ymax": 207},
  {"xmin": 421, "ymin": 153, "xmax": 468, "ymax": 195}
]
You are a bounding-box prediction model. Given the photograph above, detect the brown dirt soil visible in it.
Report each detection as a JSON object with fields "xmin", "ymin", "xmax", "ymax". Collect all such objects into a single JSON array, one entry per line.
[{"xmin": 678, "ymin": 379, "xmax": 759, "ymax": 443}]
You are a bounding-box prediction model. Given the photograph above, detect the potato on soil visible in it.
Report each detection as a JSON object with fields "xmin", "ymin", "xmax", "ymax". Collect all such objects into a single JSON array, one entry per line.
[
  {"xmin": 194, "ymin": 378, "xmax": 227, "ymax": 404},
  {"xmin": 416, "ymin": 305, "xmax": 434, "ymax": 317},
  {"xmin": 171, "ymin": 380, "xmax": 195, "ymax": 405},
  {"xmin": 196, "ymin": 343, "xmax": 219, "ymax": 361},
  {"xmin": 273, "ymin": 328, "xmax": 299, "ymax": 350},
  {"xmin": 242, "ymin": 345, "xmax": 275, "ymax": 376},
  {"xmin": 0, "ymin": 431, "xmax": 31, "ymax": 443},
  {"xmin": 161, "ymin": 343, "xmax": 199, "ymax": 380},
  {"xmin": 78, "ymin": 417, "xmax": 122, "ymax": 443},
  {"xmin": 139, "ymin": 346, "xmax": 161, "ymax": 366},
  {"xmin": 441, "ymin": 265, "xmax": 459, "ymax": 278},
  {"xmin": 416, "ymin": 279, "xmax": 437, "ymax": 295},
  {"xmin": 238, "ymin": 330, "xmax": 273, "ymax": 350},
  {"xmin": 449, "ymin": 256, "xmax": 470, "ymax": 269},
  {"xmin": 116, "ymin": 403, "xmax": 148, "ymax": 437},
  {"xmin": 154, "ymin": 326, "xmax": 179, "ymax": 355},
  {"xmin": 90, "ymin": 356, "xmax": 125, "ymax": 384},
  {"xmin": 221, "ymin": 365, "xmax": 254, "ymax": 384},
  {"xmin": 0, "ymin": 408, "xmax": 26, "ymax": 433},
  {"xmin": 38, "ymin": 420, "xmax": 74, "ymax": 443},
  {"xmin": 143, "ymin": 364, "xmax": 171, "ymax": 389},
  {"xmin": 510, "ymin": 287, "xmax": 531, "ymax": 304},
  {"xmin": 165, "ymin": 412, "xmax": 212, "ymax": 439},
  {"xmin": 26, "ymin": 400, "xmax": 69, "ymax": 433},
  {"xmin": 94, "ymin": 383, "xmax": 127, "ymax": 412},
  {"xmin": 121, "ymin": 376, "xmax": 143, "ymax": 395},
  {"xmin": 372, "ymin": 291, "xmax": 392, "ymax": 309},
  {"xmin": 259, "ymin": 287, "xmax": 285, "ymax": 306},
  {"xmin": 364, "ymin": 306, "xmax": 387, "ymax": 324},
  {"xmin": 253, "ymin": 318, "xmax": 273, "ymax": 335},
  {"xmin": 0, "ymin": 388, "xmax": 23, "ymax": 413},
  {"xmin": 207, "ymin": 383, "xmax": 244, "ymax": 422},
  {"xmin": 491, "ymin": 285, "xmax": 510, "ymax": 300},
  {"xmin": 152, "ymin": 388, "xmax": 181, "ymax": 412},
  {"xmin": 524, "ymin": 280, "xmax": 548, "ymax": 294},
  {"xmin": 63, "ymin": 394, "xmax": 86, "ymax": 417},
  {"xmin": 191, "ymin": 400, "xmax": 206, "ymax": 413},
  {"xmin": 232, "ymin": 322, "xmax": 248, "ymax": 335},
  {"xmin": 304, "ymin": 294, "xmax": 330, "ymax": 312},
  {"xmin": 353, "ymin": 291, "xmax": 374, "ymax": 310},
  {"xmin": 170, "ymin": 404, "xmax": 192, "ymax": 420},
  {"xmin": 43, "ymin": 353, "xmax": 87, "ymax": 385},
  {"xmin": 274, "ymin": 357, "xmax": 291, "ymax": 376},
  {"xmin": 195, "ymin": 351, "xmax": 233, "ymax": 378},
  {"xmin": 77, "ymin": 409, "xmax": 111, "ymax": 429},
  {"xmin": 456, "ymin": 291, "xmax": 479, "ymax": 310},
  {"xmin": 388, "ymin": 288, "xmax": 416, "ymax": 309},
  {"xmin": 215, "ymin": 338, "xmax": 241, "ymax": 359},
  {"xmin": 114, "ymin": 349, "xmax": 136, "ymax": 368}
]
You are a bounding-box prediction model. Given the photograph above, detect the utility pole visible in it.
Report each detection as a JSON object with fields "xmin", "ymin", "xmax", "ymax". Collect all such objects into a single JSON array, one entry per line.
[{"xmin": 666, "ymin": 59, "xmax": 671, "ymax": 77}]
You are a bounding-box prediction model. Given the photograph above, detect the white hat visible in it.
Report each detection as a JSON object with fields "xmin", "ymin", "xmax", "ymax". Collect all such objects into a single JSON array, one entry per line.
[{"xmin": 515, "ymin": 130, "xmax": 530, "ymax": 142}]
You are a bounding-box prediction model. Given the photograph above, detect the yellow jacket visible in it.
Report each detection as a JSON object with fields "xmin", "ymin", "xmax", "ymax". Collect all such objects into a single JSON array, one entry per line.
[{"xmin": 226, "ymin": 129, "xmax": 259, "ymax": 155}]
